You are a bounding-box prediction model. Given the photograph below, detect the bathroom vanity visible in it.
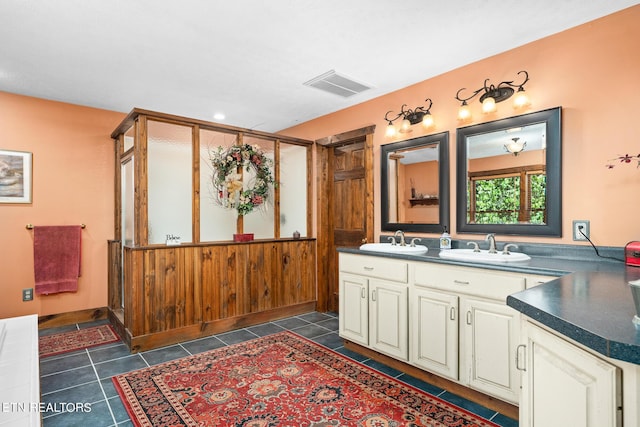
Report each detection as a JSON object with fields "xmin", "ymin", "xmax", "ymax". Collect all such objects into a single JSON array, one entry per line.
[{"xmin": 338, "ymin": 246, "xmax": 640, "ymax": 427}]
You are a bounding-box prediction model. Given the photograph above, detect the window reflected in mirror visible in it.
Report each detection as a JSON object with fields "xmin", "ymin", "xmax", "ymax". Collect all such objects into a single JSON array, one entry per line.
[
  {"xmin": 466, "ymin": 122, "xmax": 547, "ymax": 224},
  {"xmin": 381, "ymin": 132, "xmax": 450, "ymax": 233},
  {"xmin": 456, "ymin": 107, "xmax": 561, "ymax": 236}
]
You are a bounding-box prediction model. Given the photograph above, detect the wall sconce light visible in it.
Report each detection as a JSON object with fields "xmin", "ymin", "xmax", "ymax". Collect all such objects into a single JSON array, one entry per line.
[
  {"xmin": 504, "ymin": 137, "xmax": 527, "ymax": 156},
  {"xmin": 455, "ymin": 71, "xmax": 530, "ymax": 120},
  {"xmin": 384, "ymin": 98, "xmax": 434, "ymax": 137}
]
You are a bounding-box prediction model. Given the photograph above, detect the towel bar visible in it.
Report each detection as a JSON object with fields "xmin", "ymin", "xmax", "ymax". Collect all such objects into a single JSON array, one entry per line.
[{"xmin": 26, "ymin": 224, "xmax": 86, "ymax": 230}]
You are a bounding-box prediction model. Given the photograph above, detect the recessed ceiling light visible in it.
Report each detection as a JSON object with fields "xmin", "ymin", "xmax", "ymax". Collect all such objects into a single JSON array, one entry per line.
[{"xmin": 213, "ymin": 113, "xmax": 225, "ymax": 121}]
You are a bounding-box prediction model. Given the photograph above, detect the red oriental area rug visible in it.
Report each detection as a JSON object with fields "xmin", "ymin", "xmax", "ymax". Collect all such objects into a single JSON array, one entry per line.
[
  {"xmin": 39, "ymin": 324, "xmax": 119, "ymax": 357},
  {"xmin": 113, "ymin": 331, "xmax": 499, "ymax": 427}
]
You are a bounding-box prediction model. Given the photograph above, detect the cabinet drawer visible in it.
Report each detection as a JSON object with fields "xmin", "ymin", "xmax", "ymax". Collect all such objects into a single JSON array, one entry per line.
[
  {"xmin": 339, "ymin": 253, "xmax": 408, "ymax": 283},
  {"xmin": 413, "ymin": 263, "xmax": 524, "ymax": 301}
]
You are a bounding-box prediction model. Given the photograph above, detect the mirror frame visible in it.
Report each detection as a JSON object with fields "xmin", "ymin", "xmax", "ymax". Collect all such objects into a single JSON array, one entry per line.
[
  {"xmin": 456, "ymin": 107, "xmax": 562, "ymax": 236},
  {"xmin": 381, "ymin": 131, "xmax": 450, "ymax": 233}
]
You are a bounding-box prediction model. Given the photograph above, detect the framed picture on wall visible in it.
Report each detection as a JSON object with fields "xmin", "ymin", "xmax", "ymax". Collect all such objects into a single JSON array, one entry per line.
[{"xmin": 0, "ymin": 149, "xmax": 32, "ymax": 204}]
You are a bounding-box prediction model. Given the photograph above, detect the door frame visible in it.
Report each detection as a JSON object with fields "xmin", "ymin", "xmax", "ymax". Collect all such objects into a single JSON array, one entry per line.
[{"xmin": 315, "ymin": 125, "xmax": 375, "ymax": 312}]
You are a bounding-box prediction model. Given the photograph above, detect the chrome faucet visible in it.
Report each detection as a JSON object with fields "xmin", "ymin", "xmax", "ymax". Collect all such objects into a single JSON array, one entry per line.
[
  {"xmin": 485, "ymin": 233, "xmax": 497, "ymax": 254},
  {"xmin": 394, "ymin": 230, "xmax": 407, "ymax": 246},
  {"xmin": 502, "ymin": 243, "xmax": 519, "ymax": 255}
]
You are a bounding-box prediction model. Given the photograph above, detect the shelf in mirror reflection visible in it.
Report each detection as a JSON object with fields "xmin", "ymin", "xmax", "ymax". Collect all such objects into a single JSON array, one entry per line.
[{"xmin": 409, "ymin": 197, "xmax": 438, "ymax": 207}]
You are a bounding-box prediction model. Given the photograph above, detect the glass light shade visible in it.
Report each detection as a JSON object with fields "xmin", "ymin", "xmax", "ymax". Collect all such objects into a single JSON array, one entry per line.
[
  {"xmin": 482, "ymin": 97, "xmax": 496, "ymax": 113},
  {"xmin": 385, "ymin": 123, "xmax": 397, "ymax": 138},
  {"xmin": 458, "ymin": 104, "xmax": 471, "ymax": 121},
  {"xmin": 513, "ymin": 90, "xmax": 530, "ymax": 108},
  {"xmin": 505, "ymin": 140, "xmax": 526, "ymax": 155},
  {"xmin": 400, "ymin": 119, "xmax": 411, "ymax": 132},
  {"xmin": 422, "ymin": 113, "xmax": 434, "ymax": 129}
]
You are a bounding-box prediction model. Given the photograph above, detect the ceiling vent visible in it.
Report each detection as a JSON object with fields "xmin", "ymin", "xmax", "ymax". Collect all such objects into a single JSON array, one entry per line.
[{"xmin": 303, "ymin": 70, "xmax": 371, "ymax": 98}]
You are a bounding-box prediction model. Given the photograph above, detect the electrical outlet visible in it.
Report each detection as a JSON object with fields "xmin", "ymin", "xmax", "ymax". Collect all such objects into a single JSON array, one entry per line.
[
  {"xmin": 22, "ymin": 288, "xmax": 33, "ymax": 301},
  {"xmin": 572, "ymin": 220, "xmax": 590, "ymax": 241}
]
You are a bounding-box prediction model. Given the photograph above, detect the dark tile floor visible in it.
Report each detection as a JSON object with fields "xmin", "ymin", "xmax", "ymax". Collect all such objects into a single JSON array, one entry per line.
[{"xmin": 39, "ymin": 312, "xmax": 518, "ymax": 427}]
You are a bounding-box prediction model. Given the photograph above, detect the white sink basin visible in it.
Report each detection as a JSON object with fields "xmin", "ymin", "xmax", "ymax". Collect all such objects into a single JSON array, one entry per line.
[
  {"xmin": 438, "ymin": 248, "xmax": 530, "ymax": 263},
  {"xmin": 359, "ymin": 242, "xmax": 428, "ymax": 255}
]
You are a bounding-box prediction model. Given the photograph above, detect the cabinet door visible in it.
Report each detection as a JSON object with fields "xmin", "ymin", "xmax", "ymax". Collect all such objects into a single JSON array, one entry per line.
[
  {"xmin": 410, "ymin": 287, "xmax": 459, "ymax": 379},
  {"xmin": 461, "ymin": 297, "xmax": 520, "ymax": 404},
  {"xmin": 338, "ymin": 273, "xmax": 369, "ymax": 346},
  {"xmin": 521, "ymin": 322, "xmax": 620, "ymax": 427},
  {"xmin": 369, "ymin": 279, "xmax": 408, "ymax": 360}
]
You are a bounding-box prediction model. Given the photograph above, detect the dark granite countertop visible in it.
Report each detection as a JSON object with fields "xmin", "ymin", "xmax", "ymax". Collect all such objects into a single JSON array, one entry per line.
[
  {"xmin": 339, "ymin": 241, "xmax": 640, "ymax": 365},
  {"xmin": 508, "ymin": 269, "xmax": 640, "ymax": 364}
]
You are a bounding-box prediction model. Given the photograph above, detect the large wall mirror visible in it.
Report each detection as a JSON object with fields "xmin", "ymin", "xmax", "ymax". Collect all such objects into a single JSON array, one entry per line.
[
  {"xmin": 456, "ymin": 107, "xmax": 561, "ymax": 236},
  {"xmin": 381, "ymin": 131, "xmax": 450, "ymax": 233}
]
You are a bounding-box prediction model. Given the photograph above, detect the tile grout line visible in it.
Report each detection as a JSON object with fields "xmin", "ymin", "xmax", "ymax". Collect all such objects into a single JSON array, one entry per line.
[
  {"xmin": 40, "ymin": 363, "xmax": 94, "ymax": 378},
  {"xmin": 40, "ymin": 378, "xmax": 100, "ymax": 397},
  {"xmin": 216, "ymin": 328, "xmax": 261, "ymax": 346},
  {"xmin": 86, "ymin": 347, "xmax": 119, "ymax": 426},
  {"xmin": 38, "ymin": 313, "xmax": 511, "ymax": 426}
]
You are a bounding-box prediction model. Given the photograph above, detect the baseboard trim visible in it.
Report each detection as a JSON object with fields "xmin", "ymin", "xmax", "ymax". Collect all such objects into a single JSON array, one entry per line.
[
  {"xmin": 110, "ymin": 301, "xmax": 317, "ymax": 353},
  {"xmin": 343, "ymin": 339, "xmax": 519, "ymax": 421},
  {"xmin": 38, "ymin": 307, "xmax": 108, "ymax": 329}
]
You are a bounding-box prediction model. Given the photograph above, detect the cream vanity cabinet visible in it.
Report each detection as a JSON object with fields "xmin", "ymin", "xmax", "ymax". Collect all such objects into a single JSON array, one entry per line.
[
  {"xmin": 338, "ymin": 253, "xmax": 409, "ymax": 360},
  {"xmin": 339, "ymin": 251, "xmax": 559, "ymax": 405},
  {"xmin": 411, "ymin": 262, "xmax": 527, "ymax": 404},
  {"xmin": 520, "ymin": 320, "xmax": 622, "ymax": 427}
]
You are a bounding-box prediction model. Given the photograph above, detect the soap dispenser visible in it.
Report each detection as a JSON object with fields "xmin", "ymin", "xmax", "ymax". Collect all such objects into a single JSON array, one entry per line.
[{"xmin": 439, "ymin": 227, "xmax": 451, "ymax": 250}]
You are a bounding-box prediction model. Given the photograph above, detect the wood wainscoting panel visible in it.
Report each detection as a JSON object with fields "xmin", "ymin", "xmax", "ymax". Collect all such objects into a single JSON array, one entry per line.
[
  {"xmin": 107, "ymin": 240, "xmax": 122, "ymax": 311},
  {"xmin": 124, "ymin": 246, "xmax": 203, "ymax": 336},
  {"xmin": 201, "ymin": 244, "xmax": 248, "ymax": 322},
  {"xmin": 121, "ymin": 239, "xmax": 316, "ymax": 349}
]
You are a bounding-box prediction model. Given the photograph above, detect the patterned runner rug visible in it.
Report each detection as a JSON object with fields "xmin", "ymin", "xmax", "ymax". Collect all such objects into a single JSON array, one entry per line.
[
  {"xmin": 114, "ymin": 331, "xmax": 499, "ymax": 427},
  {"xmin": 39, "ymin": 324, "xmax": 119, "ymax": 357}
]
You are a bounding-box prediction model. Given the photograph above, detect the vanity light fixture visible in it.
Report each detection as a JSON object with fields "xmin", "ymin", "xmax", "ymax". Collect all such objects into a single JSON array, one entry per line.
[
  {"xmin": 455, "ymin": 71, "xmax": 530, "ymax": 120},
  {"xmin": 504, "ymin": 137, "xmax": 527, "ymax": 156},
  {"xmin": 384, "ymin": 98, "xmax": 434, "ymax": 137}
]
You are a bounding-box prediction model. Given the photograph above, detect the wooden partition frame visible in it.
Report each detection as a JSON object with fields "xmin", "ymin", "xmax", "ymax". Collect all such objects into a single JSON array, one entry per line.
[
  {"xmin": 109, "ymin": 109, "xmax": 317, "ymax": 351},
  {"xmin": 111, "ymin": 108, "xmax": 314, "ymax": 245}
]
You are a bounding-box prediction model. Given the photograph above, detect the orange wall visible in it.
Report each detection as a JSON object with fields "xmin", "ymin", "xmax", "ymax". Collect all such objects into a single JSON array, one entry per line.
[
  {"xmin": 399, "ymin": 161, "xmax": 439, "ymax": 223},
  {"xmin": 0, "ymin": 92, "xmax": 124, "ymax": 318},
  {"xmin": 281, "ymin": 5, "xmax": 640, "ymax": 247},
  {"xmin": 2, "ymin": 6, "xmax": 639, "ymax": 320}
]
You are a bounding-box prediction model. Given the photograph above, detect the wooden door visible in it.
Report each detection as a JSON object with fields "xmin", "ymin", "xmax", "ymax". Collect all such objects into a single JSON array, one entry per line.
[
  {"xmin": 333, "ymin": 141, "xmax": 367, "ymax": 247},
  {"xmin": 316, "ymin": 127, "xmax": 374, "ymax": 314}
]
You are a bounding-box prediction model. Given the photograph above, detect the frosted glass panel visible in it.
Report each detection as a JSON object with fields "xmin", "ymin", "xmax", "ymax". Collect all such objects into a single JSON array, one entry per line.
[
  {"xmin": 243, "ymin": 136, "xmax": 275, "ymax": 239},
  {"xmin": 123, "ymin": 125, "xmax": 134, "ymax": 152},
  {"xmin": 147, "ymin": 121, "xmax": 193, "ymax": 244},
  {"xmin": 121, "ymin": 158, "xmax": 135, "ymax": 246},
  {"xmin": 200, "ymin": 128, "xmax": 238, "ymax": 241},
  {"xmin": 280, "ymin": 144, "xmax": 307, "ymax": 237}
]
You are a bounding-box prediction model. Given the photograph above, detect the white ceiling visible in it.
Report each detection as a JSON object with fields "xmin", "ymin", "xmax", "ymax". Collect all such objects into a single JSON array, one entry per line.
[{"xmin": 1, "ymin": 1, "xmax": 638, "ymax": 133}]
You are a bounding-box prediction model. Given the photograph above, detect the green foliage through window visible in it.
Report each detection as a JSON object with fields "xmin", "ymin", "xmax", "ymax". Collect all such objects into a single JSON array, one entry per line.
[{"xmin": 468, "ymin": 173, "xmax": 546, "ymax": 224}]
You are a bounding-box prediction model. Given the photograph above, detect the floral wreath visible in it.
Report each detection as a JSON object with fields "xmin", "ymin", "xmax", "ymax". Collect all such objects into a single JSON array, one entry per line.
[{"xmin": 210, "ymin": 144, "xmax": 276, "ymax": 215}]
